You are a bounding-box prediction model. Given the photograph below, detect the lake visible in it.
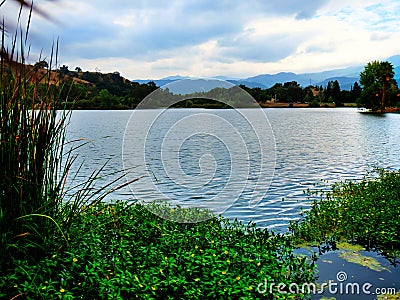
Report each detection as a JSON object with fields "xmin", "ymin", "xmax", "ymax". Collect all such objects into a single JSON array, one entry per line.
[{"xmin": 65, "ymin": 108, "xmax": 400, "ymax": 232}]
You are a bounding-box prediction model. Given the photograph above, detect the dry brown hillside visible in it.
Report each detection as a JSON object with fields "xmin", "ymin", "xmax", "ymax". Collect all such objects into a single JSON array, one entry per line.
[{"xmin": 2, "ymin": 61, "xmax": 93, "ymax": 86}]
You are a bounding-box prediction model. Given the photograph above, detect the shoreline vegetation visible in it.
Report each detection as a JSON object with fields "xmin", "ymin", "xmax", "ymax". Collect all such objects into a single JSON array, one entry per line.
[
  {"xmin": 19, "ymin": 63, "xmax": 400, "ymax": 111},
  {"xmin": 1, "ymin": 201, "xmax": 318, "ymax": 299},
  {"xmin": 9, "ymin": 58, "xmax": 399, "ymax": 111},
  {"xmin": 4, "ymin": 49, "xmax": 399, "ymax": 111},
  {"xmin": 290, "ymin": 169, "xmax": 400, "ymax": 260},
  {"xmin": 1, "ymin": 2, "xmax": 399, "ymax": 299}
]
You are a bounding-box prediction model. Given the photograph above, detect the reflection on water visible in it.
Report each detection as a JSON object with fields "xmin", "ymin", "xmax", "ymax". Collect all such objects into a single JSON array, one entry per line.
[
  {"xmin": 65, "ymin": 108, "xmax": 400, "ymax": 231},
  {"xmin": 294, "ymin": 245, "xmax": 400, "ymax": 300}
]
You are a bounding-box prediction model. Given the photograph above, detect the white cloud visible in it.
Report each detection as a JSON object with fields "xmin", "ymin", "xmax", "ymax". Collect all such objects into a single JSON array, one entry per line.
[{"xmin": 2, "ymin": 0, "xmax": 400, "ymax": 79}]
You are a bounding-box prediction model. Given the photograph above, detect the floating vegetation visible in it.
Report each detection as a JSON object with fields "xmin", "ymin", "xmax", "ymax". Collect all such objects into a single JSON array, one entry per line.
[
  {"xmin": 321, "ymin": 259, "xmax": 333, "ymax": 264},
  {"xmin": 338, "ymin": 251, "xmax": 388, "ymax": 272},
  {"xmin": 335, "ymin": 241, "xmax": 386, "ymax": 271},
  {"xmin": 336, "ymin": 241, "xmax": 365, "ymax": 252},
  {"xmin": 145, "ymin": 200, "xmax": 215, "ymax": 223}
]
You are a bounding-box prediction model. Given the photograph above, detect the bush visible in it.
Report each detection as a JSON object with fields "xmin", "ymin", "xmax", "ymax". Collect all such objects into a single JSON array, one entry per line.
[{"xmin": 308, "ymin": 100, "xmax": 320, "ymax": 108}]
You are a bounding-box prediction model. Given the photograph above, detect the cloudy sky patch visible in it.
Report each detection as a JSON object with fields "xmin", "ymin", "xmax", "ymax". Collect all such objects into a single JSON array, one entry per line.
[{"xmin": 2, "ymin": 0, "xmax": 400, "ymax": 79}]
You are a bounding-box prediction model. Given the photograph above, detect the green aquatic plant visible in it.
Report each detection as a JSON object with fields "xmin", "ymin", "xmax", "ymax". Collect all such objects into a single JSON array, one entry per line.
[
  {"xmin": 0, "ymin": 201, "xmax": 317, "ymax": 299},
  {"xmin": 290, "ymin": 169, "xmax": 400, "ymax": 259},
  {"xmin": 145, "ymin": 200, "xmax": 215, "ymax": 223},
  {"xmin": 335, "ymin": 241, "xmax": 365, "ymax": 252},
  {"xmin": 377, "ymin": 290, "xmax": 400, "ymax": 300}
]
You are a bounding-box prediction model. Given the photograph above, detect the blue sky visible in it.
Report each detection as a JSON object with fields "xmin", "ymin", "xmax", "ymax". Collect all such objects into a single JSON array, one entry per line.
[{"xmin": 2, "ymin": 0, "xmax": 400, "ymax": 79}]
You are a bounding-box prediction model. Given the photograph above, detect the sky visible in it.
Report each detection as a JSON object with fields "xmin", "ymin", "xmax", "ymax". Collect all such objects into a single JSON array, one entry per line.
[{"xmin": 2, "ymin": 0, "xmax": 400, "ymax": 80}]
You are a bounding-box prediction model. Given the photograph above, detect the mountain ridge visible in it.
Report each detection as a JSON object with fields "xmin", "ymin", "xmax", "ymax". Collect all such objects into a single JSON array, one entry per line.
[{"xmin": 133, "ymin": 55, "xmax": 400, "ymax": 90}]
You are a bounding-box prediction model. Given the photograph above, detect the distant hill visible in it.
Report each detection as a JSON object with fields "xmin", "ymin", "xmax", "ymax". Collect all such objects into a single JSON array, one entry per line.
[
  {"xmin": 133, "ymin": 55, "xmax": 400, "ymax": 90},
  {"xmin": 314, "ymin": 77, "xmax": 359, "ymax": 90},
  {"xmin": 159, "ymin": 78, "xmax": 233, "ymax": 94},
  {"xmin": 132, "ymin": 79, "xmax": 176, "ymax": 87},
  {"xmin": 132, "ymin": 77, "xmax": 266, "ymax": 90},
  {"xmin": 388, "ymin": 55, "xmax": 400, "ymax": 67},
  {"xmin": 227, "ymin": 80, "xmax": 266, "ymax": 89},
  {"xmin": 133, "ymin": 72, "xmax": 359, "ymax": 91},
  {"xmin": 244, "ymin": 72, "xmax": 300, "ymax": 87}
]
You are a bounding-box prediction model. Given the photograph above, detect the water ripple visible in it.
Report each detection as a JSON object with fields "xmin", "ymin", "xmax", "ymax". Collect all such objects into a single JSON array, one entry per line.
[{"xmin": 65, "ymin": 108, "xmax": 400, "ymax": 232}]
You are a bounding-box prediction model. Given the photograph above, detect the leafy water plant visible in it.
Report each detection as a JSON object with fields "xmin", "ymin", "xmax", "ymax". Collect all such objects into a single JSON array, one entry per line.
[
  {"xmin": 338, "ymin": 251, "xmax": 387, "ymax": 272},
  {"xmin": 0, "ymin": 201, "xmax": 317, "ymax": 299},
  {"xmin": 290, "ymin": 169, "xmax": 400, "ymax": 259}
]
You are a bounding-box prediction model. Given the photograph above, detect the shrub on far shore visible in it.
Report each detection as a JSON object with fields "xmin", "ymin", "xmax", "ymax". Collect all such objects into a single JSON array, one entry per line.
[{"xmin": 308, "ymin": 99, "xmax": 320, "ymax": 108}]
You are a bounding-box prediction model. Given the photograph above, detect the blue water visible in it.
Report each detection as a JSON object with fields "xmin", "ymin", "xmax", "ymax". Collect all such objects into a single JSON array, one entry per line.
[{"xmin": 65, "ymin": 108, "xmax": 400, "ymax": 231}]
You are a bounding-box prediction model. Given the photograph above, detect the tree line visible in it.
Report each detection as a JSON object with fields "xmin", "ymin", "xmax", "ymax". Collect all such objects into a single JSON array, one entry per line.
[
  {"xmin": 37, "ymin": 61, "xmax": 399, "ymax": 110},
  {"xmin": 54, "ymin": 68, "xmax": 158, "ymax": 109},
  {"xmin": 239, "ymin": 80, "xmax": 362, "ymax": 107}
]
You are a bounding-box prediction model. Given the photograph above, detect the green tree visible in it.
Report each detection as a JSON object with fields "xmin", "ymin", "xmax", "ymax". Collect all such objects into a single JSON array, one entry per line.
[
  {"xmin": 59, "ymin": 64, "xmax": 69, "ymax": 76},
  {"xmin": 325, "ymin": 81, "xmax": 332, "ymax": 101},
  {"xmin": 350, "ymin": 82, "xmax": 361, "ymax": 101},
  {"xmin": 283, "ymin": 81, "xmax": 304, "ymax": 103},
  {"xmin": 33, "ymin": 60, "xmax": 48, "ymax": 70},
  {"xmin": 325, "ymin": 80, "xmax": 341, "ymax": 105},
  {"xmin": 303, "ymin": 86, "xmax": 315, "ymax": 103},
  {"xmin": 359, "ymin": 61, "xmax": 396, "ymax": 111},
  {"xmin": 332, "ymin": 80, "xmax": 341, "ymax": 103},
  {"xmin": 94, "ymin": 89, "xmax": 118, "ymax": 109}
]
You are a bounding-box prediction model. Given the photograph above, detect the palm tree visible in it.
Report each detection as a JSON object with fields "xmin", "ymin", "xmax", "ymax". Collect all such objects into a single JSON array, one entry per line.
[
  {"xmin": 376, "ymin": 61, "xmax": 395, "ymax": 112},
  {"xmin": 359, "ymin": 61, "xmax": 396, "ymax": 112}
]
